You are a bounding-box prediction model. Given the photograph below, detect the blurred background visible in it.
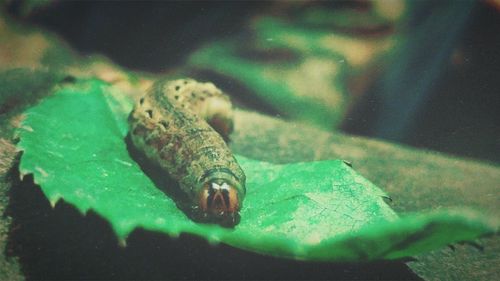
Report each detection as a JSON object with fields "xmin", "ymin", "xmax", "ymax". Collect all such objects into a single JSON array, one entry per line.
[{"xmin": 3, "ymin": 0, "xmax": 500, "ymax": 164}]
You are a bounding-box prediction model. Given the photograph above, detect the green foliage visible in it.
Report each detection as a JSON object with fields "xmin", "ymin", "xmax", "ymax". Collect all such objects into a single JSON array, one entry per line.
[
  {"xmin": 188, "ymin": 17, "xmax": 349, "ymax": 129},
  {"xmin": 17, "ymin": 79, "xmax": 498, "ymax": 261}
]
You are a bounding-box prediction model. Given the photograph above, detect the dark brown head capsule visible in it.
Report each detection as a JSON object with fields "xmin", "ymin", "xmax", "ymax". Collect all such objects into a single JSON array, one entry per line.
[{"xmin": 197, "ymin": 177, "xmax": 244, "ymax": 226}]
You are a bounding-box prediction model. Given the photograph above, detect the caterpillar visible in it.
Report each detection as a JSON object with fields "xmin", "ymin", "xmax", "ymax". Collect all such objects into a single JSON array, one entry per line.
[{"xmin": 128, "ymin": 78, "xmax": 246, "ymax": 226}]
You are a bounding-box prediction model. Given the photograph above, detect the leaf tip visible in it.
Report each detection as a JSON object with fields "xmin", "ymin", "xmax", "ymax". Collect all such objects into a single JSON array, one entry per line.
[
  {"xmin": 14, "ymin": 144, "xmax": 24, "ymax": 153},
  {"xmin": 118, "ymin": 238, "xmax": 127, "ymax": 248},
  {"xmin": 382, "ymin": 195, "xmax": 393, "ymax": 204},
  {"xmin": 49, "ymin": 194, "xmax": 62, "ymax": 208},
  {"xmin": 207, "ymin": 235, "xmax": 221, "ymax": 246},
  {"xmin": 342, "ymin": 160, "xmax": 353, "ymax": 167},
  {"xmin": 20, "ymin": 125, "xmax": 34, "ymax": 132},
  {"xmin": 169, "ymin": 230, "xmax": 180, "ymax": 239},
  {"xmin": 19, "ymin": 171, "xmax": 27, "ymax": 181}
]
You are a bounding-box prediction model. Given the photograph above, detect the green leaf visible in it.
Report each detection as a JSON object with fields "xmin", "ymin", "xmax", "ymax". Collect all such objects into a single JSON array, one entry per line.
[{"xmin": 17, "ymin": 79, "xmax": 498, "ymax": 261}]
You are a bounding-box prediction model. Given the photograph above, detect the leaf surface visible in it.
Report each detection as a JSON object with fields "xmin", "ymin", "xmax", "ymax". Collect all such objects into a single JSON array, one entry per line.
[{"xmin": 17, "ymin": 79, "xmax": 498, "ymax": 261}]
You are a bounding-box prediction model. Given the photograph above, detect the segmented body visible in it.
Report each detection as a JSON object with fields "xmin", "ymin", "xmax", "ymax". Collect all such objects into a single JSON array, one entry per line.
[{"xmin": 128, "ymin": 78, "xmax": 246, "ymax": 224}]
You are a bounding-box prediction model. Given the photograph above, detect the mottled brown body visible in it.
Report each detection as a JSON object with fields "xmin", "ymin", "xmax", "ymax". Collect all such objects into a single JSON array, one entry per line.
[{"xmin": 128, "ymin": 78, "xmax": 246, "ymax": 224}]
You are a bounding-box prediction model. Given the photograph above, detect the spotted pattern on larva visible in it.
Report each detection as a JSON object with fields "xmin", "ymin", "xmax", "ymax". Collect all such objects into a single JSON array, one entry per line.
[{"xmin": 128, "ymin": 78, "xmax": 246, "ymax": 225}]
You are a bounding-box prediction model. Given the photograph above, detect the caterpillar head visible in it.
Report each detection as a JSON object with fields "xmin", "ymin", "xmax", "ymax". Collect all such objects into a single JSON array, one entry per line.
[{"xmin": 198, "ymin": 177, "xmax": 244, "ymax": 226}]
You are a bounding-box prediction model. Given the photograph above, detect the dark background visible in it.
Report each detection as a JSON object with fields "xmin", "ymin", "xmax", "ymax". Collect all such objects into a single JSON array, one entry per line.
[{"xmin": 8, "ymin": 1, "xmax": 500, "ymax": 164}]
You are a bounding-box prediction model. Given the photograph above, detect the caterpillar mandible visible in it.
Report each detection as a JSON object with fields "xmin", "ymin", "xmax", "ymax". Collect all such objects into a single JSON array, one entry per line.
[{"xmin": 128, "ymin": 78, "xmax": 246, "ymax": 226}]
